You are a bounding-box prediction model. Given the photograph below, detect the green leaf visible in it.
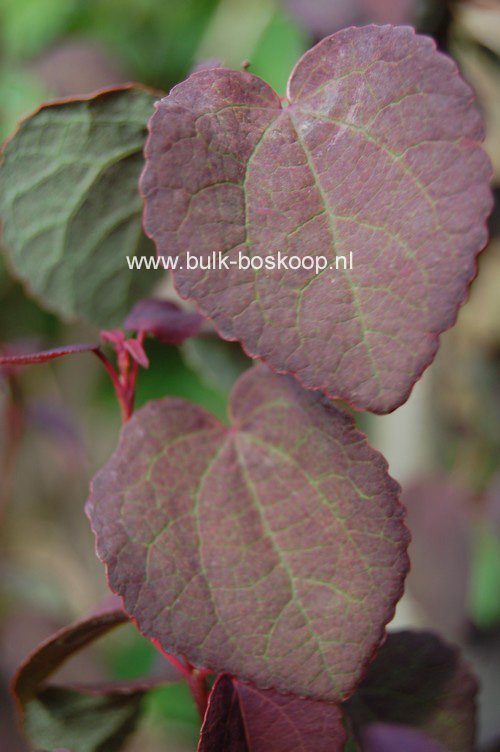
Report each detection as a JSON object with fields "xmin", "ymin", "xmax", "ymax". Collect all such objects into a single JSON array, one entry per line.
[
  {"xmin": 346, "ymin": 630, "xmax": 478, "ymax": 752},
  {"xmin": 181, "ymin": 334, "xmax": 251, "ymax": 394},
  {"xmin": 0, "ymin": 85, "xmax": 158, "ymax": 328},
  {"xmin": 249, "ymin": 6, "xmax": 308, "ymax": 95},
  {"xmin": 24, "ymin": 686, "xmax": 143, "ymax": 752}
]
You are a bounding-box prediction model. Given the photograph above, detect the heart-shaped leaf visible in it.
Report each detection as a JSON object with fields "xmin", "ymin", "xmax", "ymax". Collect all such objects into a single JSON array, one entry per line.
[
  {"xmin": 141, "ymin": 25, "xmax": 492, "ymax": 413},
  {"xmin": 199, "ymin": 674, "xmax": 346, "ymax": 752},
  {"xmin": 346, "ymin": 630, "xmax": 478, "ymax": 752},
  {"xmin": 0, "ymin": 85, "xmax": 159, "ymax": 328},
  {"xmin": 86, "ymin": 364, "xmax": 409, "ymax": 702}
]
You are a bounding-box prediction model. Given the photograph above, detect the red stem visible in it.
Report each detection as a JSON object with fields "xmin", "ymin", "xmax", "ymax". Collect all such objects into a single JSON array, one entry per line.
[
  {"xmin": 93, "ymin": 349, "xmax": 130, "ymax": 423},
  {"xmin": 187, "ymin": 669, "xmax": 210, "ymax": 720},
  {"xmin": 0, "ymin": 373, "xmax": 24, "ymax": 517}
]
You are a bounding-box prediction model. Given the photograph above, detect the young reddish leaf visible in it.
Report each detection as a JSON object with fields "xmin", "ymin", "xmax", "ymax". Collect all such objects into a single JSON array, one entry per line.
[
  {"xmin": 0, "ymin": 344, "xmax": 99, "ymax": 368},
  {"xmin": 346, "ymin": 630, "xmax": 478, "ymax": 752},
  {"xmin": 141, "ymin": 25, "xmax": 492, "ymax": 414},
  {"xmin": 13, "ymin": 597, "xmax": 128, "ymax": 704},
  {"xmin": 100, "ymin": 330, "xmax": 126, "ymax": 348},
  {"xmin": 199, "ymin": 674, "xmax": 346, "ymax": 752},
  {"xmin": 0, "ymin": 86, "xmax": 159, "ymax": 328},
  {"xmin": 124, "ymin": 298, "xmax": 203, "ymax": 344},
  {"xmin": 86, "ymin": 364, "xmax": 409, "ymax": 702},
  {"xmin": 123, "ymin": 339, "xmax": 149, "ymax": 369}
]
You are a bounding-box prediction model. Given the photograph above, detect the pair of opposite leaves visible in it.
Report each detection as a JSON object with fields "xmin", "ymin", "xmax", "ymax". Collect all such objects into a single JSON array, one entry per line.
[{"xmin": 88, "ymin": 25, "xmax": 492, "ymax": 711}]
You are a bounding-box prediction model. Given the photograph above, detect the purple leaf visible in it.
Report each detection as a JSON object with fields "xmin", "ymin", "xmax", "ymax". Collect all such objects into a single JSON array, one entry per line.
[
  {"xmin": 100, "ymin": 330, "xmax": 125, "ymax": 347},
  {"xmin": 199, "ymin": 675, "xmax": 248, "ymax": 752},
  {"xmin": 141, "ymin": 25, "xmax": 492, "ymax": 414},
  {"xmin": 86, "ymin": 363, "xmax": 409, "ymax": 702},
  {"xmin": 347, "ymin": 630, "xmax": 478, "ymax": 752},
  {"xmin": 123, "ymin": 298, "xmax": 203, "ymax": 344},
  {"xmin": 0, "ymin": 344, "xmax": 99, "ymax": 368},
  {"xmin": 123, "ymin": 339, "xmax": 150, "ymax": 369},
  {"xmin": 199, "ymin": 674, "xmax": 346, "ymax": 752},
  {"xmin": 360, "ymin": 723, "xmax": 447, "ymax": 752}
]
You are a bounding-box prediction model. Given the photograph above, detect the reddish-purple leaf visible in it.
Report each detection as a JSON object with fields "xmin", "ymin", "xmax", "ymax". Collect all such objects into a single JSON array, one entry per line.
[
  {"xmin": 199, "ymin": 675, "xmax": 249, "ymax": 752},
  {"xmin": 0, "ymin": 344, "xmax": 99, "ymax": 368},
  {"xmin": 86, "ymin": 363, "xmax": 409, "ymax": 702},
  {"xmin": 123, "ymin": 298, "xmax": 203, "ymax": 344},
  {"xmin": 199, "ymin": 674, "xmax": 346, "ymax": 752},
  {"xmin": 123, "ymin": 339, "xmax": 150, "ymax": 369},
  {"xmin": 13, "ymin": 597, "xmax": 128, "ymax": 704},
  {"xmin": 141, "ymin": 25, "xmax": 492, "ymax": 414},
  {"xmin": 346, "ymin": 630, "xmax": 478, "ymax": 752},
  {"xmin": 100, "ymin": 330, "xmax": 125, "ymax": 347}
]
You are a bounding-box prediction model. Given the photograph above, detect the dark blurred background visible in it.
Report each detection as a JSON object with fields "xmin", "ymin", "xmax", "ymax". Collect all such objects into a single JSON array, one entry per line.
[{"xmin": 0, "ymin": 1, "xmax": 499, "ymax": 750}]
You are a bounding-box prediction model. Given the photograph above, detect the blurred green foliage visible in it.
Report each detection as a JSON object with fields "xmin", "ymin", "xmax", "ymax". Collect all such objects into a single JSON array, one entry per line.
[{"xmin": 0, "ymin": 0, "xmax": 307, "ymax": 141}]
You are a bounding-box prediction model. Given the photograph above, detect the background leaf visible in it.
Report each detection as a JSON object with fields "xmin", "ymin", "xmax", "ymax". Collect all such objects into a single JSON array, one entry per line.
[
  {"xmin": 141, "ymin": 25, "xmax": 492, "ymax": 413},
  {"xmin": 346, "ymin": 630, "xmax": 478, "ymax": 752},
  {"xmin": 24, "ymin": 685, "xmax": 143, "ymax": 752},
  {"xmin": 87, "ymin": 363, "xmax": 409, "ymax": 702},
  {"xmin": 13, "ymin": 597, "xmax": 128, "ymax": 704},
  {"xmin": 0, "ymin": 85, "xmax": 159, "ymax": 328},
  {"xmin": 181, "ymin": 334, "xmax": 251, "ymax": 393}
]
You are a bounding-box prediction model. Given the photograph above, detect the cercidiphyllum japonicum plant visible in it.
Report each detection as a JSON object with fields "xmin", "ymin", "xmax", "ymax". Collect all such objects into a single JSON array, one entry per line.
[{"xmin": 0, "ymin": 23, "xmax": 493, "ymax": 752}]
